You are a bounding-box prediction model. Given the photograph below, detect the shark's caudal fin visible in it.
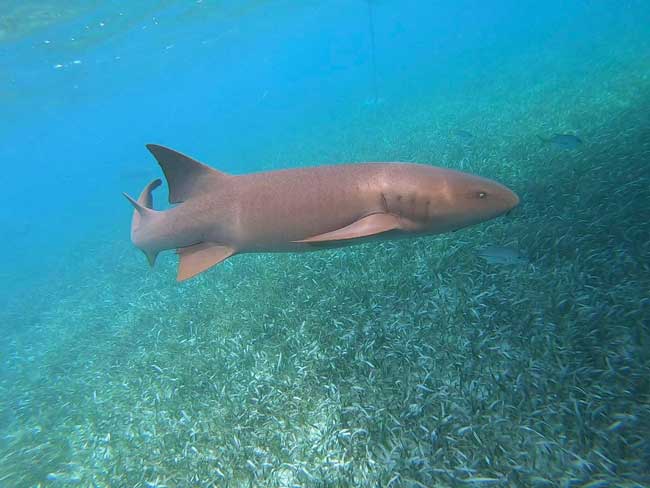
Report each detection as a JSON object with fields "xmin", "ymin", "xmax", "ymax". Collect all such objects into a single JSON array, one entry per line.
[
  {"xmin": 124, "ymin": 178, "xmax": 161, "ymax": 229},
  {"xmin": 145, "ymin": 144, "xmax": 236, "ymax": 279},
  {"xmin": 124, "ymin": 145, "xmax": 235, "ymax": 277},
  {"xmin": 146, "ymin": 144, "xmax": 229, "ymax": 203},
  {"xmin": 123, "ymin": 178, "xmax": 162, "ymax": 267}
]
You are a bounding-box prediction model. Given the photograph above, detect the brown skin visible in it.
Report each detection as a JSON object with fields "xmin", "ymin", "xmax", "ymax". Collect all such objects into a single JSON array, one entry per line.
[
  {"xmin": 125, "ymin": 145, "xmax": 519, "ymax": 279},
  {"xmin": 135, "ymin": 162, "xmax": 519, "ymax": 256}
]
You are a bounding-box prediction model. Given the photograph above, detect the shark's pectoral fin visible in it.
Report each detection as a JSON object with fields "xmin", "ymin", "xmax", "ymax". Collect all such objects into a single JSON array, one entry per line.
[
  {"xmin": 176, "ymin": 242, "xmax": 235, "ymax": 282},
  {"xmin": 294, "ymin": 213, "xmax": 401, "ymax": 244}
]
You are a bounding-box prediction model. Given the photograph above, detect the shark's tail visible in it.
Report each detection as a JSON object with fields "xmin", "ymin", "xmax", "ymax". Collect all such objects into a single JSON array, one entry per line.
[
  {"xmin": 123, "ymin": 144, "xmax": 235, "ymax": 277},
  {"xmin": 123, "ymin": 179, "xmax": 162, "ymax": 267}
]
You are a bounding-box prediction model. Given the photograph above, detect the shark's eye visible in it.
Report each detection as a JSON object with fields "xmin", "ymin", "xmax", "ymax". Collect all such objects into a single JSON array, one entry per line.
[{"xmin": 477, "ymin": 191, "xmax": 487, "ymax": 199}]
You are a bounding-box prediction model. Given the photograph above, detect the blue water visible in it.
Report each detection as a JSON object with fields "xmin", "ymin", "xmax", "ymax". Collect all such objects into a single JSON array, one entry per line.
[{"xmin": 1, "ymin": 1, "xmax": 650, "ymax": 485}]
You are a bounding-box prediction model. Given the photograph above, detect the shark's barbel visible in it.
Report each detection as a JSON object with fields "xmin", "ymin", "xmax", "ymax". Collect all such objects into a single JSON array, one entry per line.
[{"xmin": 124, "ymin": 144, "xmax": 519, "ymax": 281}]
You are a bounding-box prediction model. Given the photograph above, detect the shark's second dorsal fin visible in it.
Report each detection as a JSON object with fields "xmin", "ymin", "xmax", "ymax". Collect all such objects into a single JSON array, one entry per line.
[{"xmin": 146, "ymin": 144, "xmax": 229, "ymax": 204}]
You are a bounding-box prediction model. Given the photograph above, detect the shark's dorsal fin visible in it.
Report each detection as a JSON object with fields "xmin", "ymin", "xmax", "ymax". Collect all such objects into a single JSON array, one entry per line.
[
  {"xmin": 146, "ymin": 144, "xmax": 229, "ymax": 204},
  {"xmin": 294, "ymin": 213, "xmax": 401, "ymax": 244},
  {"xmin": 176, "ymin": 242, "xmax": 236, "ymax": 281}
]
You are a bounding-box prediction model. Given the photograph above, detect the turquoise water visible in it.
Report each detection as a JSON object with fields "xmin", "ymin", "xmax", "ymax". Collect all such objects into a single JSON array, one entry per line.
[{"xmin": 1, "ymin": 1, "xmax": 650, "ymax": 486}]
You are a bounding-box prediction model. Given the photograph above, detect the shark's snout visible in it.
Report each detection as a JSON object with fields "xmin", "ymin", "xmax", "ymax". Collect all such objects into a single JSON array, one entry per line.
[
  {"xmin": 506, "ymin": 189, "xmax": 520, "ymax": 210},
  {"xmin": 485, "ymin": 180, "xmax": 519, "ymax": 217}
]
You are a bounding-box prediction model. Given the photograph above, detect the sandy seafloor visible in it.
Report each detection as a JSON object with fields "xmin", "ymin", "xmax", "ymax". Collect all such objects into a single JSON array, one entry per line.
[{"xmin": 1, "ymin": 2, "xmax": 650, "ymax": 488}]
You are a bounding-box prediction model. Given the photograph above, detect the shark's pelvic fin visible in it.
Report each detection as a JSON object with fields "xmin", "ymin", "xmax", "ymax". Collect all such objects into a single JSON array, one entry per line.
[
  {"xmin": 176, "ymin": 242, "xmax": 236, "ymax": 282},
  {"xmin": 146, "ymin": 144, "xmax": 229, "ymax": 204},
  {"xmin": 294, "ymin": 213, "xmax": 401, "ymax": 244}
]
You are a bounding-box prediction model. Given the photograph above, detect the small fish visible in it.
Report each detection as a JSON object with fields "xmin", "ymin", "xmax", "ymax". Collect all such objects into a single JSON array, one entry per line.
[
  {"xmin": 454, "ymin": 129, "xmax": 475, "ymax": 141},
  {"xmin": 538, "ymin": 134, "xmax": 583, "ymax": 149},
  {"xmin": 477, "ymin": 246, "xmax": 529, "ymax": 265}
]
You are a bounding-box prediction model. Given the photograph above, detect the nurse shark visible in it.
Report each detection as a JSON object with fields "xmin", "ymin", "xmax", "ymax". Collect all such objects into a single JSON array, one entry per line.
[{"xmin": 124, "ymin": 144, "xmax": 519, "ymax": 281}]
